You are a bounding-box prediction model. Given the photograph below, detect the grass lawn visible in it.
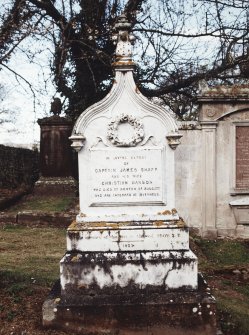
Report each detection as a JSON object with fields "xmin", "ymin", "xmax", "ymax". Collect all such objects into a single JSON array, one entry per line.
[
  {"xmin": 0, "ymin": 225, "xmax": 68, "ymax": 334},
  {"xmin": 193, "ymin": 237, "xmax": 249, "ymax": 335},
  {"xmin": 0, "ymin": 225, "xmax": 66, "ymax": 285},
  {"xmin": 1, "ymin": 225, "xmax": 249, "ymax": 334},
  {"xmin": 6, "ymin": 195, "xmax": 76, "ymax": 213}
]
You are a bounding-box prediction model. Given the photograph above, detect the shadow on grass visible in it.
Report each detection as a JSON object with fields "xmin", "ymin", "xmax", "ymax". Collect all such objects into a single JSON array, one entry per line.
[{"xmin": 192, "ymin": 236, "xmax": 249, "ymax": 335}]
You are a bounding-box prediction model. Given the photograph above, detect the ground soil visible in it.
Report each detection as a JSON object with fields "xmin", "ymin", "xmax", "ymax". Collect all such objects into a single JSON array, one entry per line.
[
  {"xmin": 0, "ymin": 285, "xmax": 71, "ymax": 335},
  {"xmin": 0, "ymin": 273, "xmax": 241, "ymax": 335}
]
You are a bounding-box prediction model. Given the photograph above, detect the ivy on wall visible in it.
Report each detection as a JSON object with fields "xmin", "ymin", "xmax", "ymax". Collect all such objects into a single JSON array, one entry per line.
[{"xmin": 0, "ymin": 145, "xmax": 39, "ymax": 189}]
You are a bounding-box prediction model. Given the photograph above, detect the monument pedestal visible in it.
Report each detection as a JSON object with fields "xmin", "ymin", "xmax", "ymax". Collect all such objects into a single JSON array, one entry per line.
[
  {"xmin": 43, "ymin": 219, "xmax": 216, "ymax": 334},
  {"xmin": 43, "ymin": 275, "xmax": 216, "ymax": 335},
  {"xmin": 60, "ymin": 220, "xmax": 197, "ymax": 295},
  {"xmin": 34, "ymin": 114, "xmax": 77, "ymax": 196}
]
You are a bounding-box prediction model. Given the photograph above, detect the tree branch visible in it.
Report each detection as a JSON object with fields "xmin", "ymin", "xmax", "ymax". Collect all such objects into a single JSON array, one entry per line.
[
  {"xmin": 143, "ymin": 54, "xmax": 248, "ymax": 97},
  {"xmin": 28, "ymin": 0, "xmax": 68, "ymax": 28},
  {"xmin": 133, "ymin": 27, "xmax": 244, "ymax": 38},
  {"xmin": 1, "ymin": 63, "xmax": 36, "ymax": 112}
]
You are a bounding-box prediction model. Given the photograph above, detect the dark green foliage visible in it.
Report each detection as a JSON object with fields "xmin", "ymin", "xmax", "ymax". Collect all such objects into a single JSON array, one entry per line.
[{"xmin": 0, "ymin": 145, "xmax": 39, "ymax": 188}]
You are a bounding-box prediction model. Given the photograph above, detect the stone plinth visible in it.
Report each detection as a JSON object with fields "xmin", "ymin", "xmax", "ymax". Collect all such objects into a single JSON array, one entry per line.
[
  {"xmin": 60, "ymin": 220, "xmax": 198, "ymax": 300},
  {"xmin": 43, "ymin": 275, "xmax": 216, "ymax": 335},
  {"xmin": 60, "ymin": 250, "xmax": 198, "ymax": 298},
  {"xmin": 34, "ymin": 176, "xmax": 77, "ymax": 196}
]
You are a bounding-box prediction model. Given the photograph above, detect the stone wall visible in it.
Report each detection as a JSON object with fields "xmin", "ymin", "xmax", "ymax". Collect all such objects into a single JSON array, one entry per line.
[
  {"xmin": 0, "ymin": 145, "xmax": 39, "ymax": 189},
  {"xmin": 175, "ymin": 87, "xmax": 249, "ymax": 238},
  {"xmin": 175, "ymin": 119, "xmax": 248, "ymax": 238},
  {"xmin": 175, "ymin": 122, "xmax": 202, "ymax": 232}
]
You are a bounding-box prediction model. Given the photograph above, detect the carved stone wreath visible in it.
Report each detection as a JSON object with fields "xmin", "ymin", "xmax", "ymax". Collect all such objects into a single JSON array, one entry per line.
[{"xmin": 107, "ymin": 114, "xmax": 144, "ymax": 146}]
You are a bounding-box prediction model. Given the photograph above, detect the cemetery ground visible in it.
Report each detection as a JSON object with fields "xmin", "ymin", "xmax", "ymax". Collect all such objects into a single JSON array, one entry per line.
[{"xmin": 0, "ymin": 196, "xmax": 249, "ymax": 334}]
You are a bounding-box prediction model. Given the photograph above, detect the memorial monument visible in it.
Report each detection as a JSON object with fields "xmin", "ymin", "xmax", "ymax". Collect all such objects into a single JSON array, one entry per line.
[
  {"xmin": 34, "ymin": 98, "xmax": 76, "ymax": 195},
  {"xmin": 43, "ymin": 15, "xmax": 217, "ymax": 335}
]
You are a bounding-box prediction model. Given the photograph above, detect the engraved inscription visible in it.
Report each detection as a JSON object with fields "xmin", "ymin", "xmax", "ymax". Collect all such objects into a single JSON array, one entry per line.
[
  {"xmin": 236, "ymin": 126, "xmax": 249, "ymax": 189},
  {"xmin": 89, "ymin": 147, "xmax": 164, "ymax": 205},
  {"xmin": 75, "ymin": 229, "xmax": 188, "ymax": 251}
]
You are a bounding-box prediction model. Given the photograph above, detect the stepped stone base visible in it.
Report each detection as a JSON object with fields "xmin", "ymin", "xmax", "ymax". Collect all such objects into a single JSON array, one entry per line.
[
  {"xmin": 43, "ymin": 275, "xmax": 217, "ymax": 335},
  {"xmin": 60, "ymin": 250, "xmax": 198, "ymax": 300},
  {"xmin": 43, "ymin": 219, "xmax": 216, "ymax": 334},
  {"xmin": 61, "ymin": 220, "xmax": 198, "ymax": 297},
  {"xmin": 67, "ymin": 220, "xmax": 189, "ymax": 252},
  {"xmin": 34, "ymin": 177, "xmax": 77, "ymax": 196}
]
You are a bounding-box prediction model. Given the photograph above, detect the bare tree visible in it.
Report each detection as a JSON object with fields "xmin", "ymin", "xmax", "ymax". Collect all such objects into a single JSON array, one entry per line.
[
  {"xmin": 0, "ymin": 84, "xmax": 18, "ymax": 134},
  {"xmin": 0, "ymin": 0, "xmax": 249, "ymax": 120}
]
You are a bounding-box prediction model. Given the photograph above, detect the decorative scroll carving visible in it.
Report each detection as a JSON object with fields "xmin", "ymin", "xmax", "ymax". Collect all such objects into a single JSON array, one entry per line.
[
  {"xmin": 166, "ymin": 133, "xmax": 183, "ymax": 150},
  {"xmin": 107, "ymin": 114, "xmax": 144, "ymax": 147},
  {"xmin": 91, "ymin": 136, "xmax": 109, "ymax": 148},
  {"xmin": 69, "ymin": 134, "xmax": 86, "ymax": 152}
]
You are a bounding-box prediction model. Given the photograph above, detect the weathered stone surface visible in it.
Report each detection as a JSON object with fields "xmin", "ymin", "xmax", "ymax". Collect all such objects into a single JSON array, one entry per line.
[
  {"xmin": 174, "ymin": 86, "xmax": 249, "ymax": 238},
  {"xmin": 35, "ymin": 115, "xmax": 77, "ymax": 197},
  {"xmin": 43, "ymin": 275, "xmax": 216, "ymax": 335},
  {"xmin": 67, "ymin": 221, "xmax": 189, "ymax": 252},
  {"xmin": 198, "ymin": 85, "xmax": 249, "ymax": 122},
  {"xmin": 38, "ymin": 115, "xmax": 74, "ymax": 178},
  {"xmin": 60, "ymin": 250, "xmax": 198, "ymax": 298},
  {"xmin": 34, "ymin": 176, "xmax": 77, "ymax": 196},
  {"xmin": 230, "ymin": 198, "xmax": 249, "ymax": 224}
]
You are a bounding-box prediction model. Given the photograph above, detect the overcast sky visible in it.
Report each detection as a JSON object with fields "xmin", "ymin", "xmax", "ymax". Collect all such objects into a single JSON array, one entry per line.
[{"xmin": 0, "ymin": 37, "xmax": 57, "ymax": 148}]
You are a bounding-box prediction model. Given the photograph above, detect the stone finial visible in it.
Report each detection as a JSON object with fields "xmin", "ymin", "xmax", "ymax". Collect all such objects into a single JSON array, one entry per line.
[
  {"xmin": 50, "ymin": 97, "xmax": 62, "ymax": 115},
  {"xmin": 112, "ymin": 14, "xmax": 136, "ymax": 68}
]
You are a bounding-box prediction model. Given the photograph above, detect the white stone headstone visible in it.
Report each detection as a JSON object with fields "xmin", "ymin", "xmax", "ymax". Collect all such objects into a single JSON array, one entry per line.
[
  {"xmin": 70, "ymin": 29, "xmax": 181, "ymax": 223},
  {"xmin": 66, "ymin": 14, "xmax": 197, "ymax": 293}
]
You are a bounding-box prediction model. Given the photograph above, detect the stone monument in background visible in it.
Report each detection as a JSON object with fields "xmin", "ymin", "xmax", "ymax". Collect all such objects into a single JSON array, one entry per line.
[
  {"xmin": 43, "ymin": 15, "xmax": 217, "ymax": 335},
  {"xmin": 34, "ymin": 98, "xmax": 77, "ymax": 195}
]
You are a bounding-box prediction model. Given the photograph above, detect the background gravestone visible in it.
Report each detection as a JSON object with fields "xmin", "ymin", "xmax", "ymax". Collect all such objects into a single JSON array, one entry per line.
[{"xmin": 34, "ymin": 99, "xmax": 77, "ymax": 195}]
